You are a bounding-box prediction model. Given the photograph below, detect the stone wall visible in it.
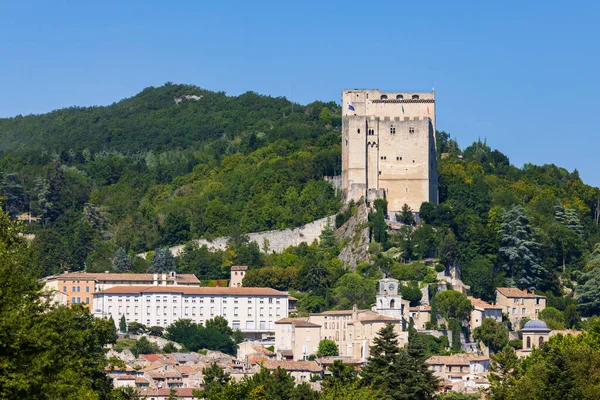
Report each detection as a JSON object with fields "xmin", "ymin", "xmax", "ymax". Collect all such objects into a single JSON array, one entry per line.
[{"xmin": 165, "ymin": 215, "xmax": 335, "ymax": 257}]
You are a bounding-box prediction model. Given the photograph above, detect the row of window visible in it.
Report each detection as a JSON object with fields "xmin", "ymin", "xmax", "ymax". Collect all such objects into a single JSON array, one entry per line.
[
  {"xmin": 359, "ymin": 127, "xmax": 415, "ymax": 135},
  {"xmin": 71, "ymin": 297, "xmax": 90, "ymax": 304},
  {"xmin": 109, "ymin": 295, "xmax": 280, "ymax": 304},
  {"xmin": 380, "ymin": 94, "xmax": 420, "ymax": 100},
  {"xmin": 380, "ymin": 156, "xmax": 416, "ymax": 163},
  {"xmin": 64, "ymin": 286, "xmax": 91, "ymax": 293},
  {"xmin": 109, "ymin": 305, "xmax": 281, "ymax": 317}
]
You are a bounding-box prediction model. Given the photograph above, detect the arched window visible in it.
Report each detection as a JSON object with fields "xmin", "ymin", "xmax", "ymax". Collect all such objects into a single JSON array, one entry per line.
[
  {"xmin": 380, "ymin": 95, "xmax": 388, "ymax": 100},
  {"xmin": 539, "ymin": 336, "xmax": 544, "ymax": 346},
  {"xmin": 390, "ymin": 299, "xmax": 395, "ymax": 309},
  {"xmin": 396, "ymin": 94, "xmax": 403, "ymax": 99},
  {"xmin": 412, "ymin": 95, "xmax": 419, "ymax": 100},
  {"xmin": 526, "ymin": 336, "xmax": 531, "ymax": 349}
]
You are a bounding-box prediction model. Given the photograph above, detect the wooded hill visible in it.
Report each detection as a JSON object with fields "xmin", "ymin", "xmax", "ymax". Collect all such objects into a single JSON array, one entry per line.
[{"xmin": 1, "ymin": 83, "xmax": 600, "ymax": 318}]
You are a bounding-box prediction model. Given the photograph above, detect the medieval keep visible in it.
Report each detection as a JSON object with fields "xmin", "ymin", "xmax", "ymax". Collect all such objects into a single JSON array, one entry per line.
[{"xmin": 341, "ymin": 89, "xmax": 439, "ymax": 217}]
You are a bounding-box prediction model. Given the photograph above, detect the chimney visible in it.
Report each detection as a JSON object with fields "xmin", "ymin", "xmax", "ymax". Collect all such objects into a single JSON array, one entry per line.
[
  {"xmin": 352, "ymin": 304, "xmax": 358, "ymax": 321},
  {"xmin": 161, "ymin": 274, "xmax": 167, "ymax": 286},
  {"xmin": 153, "ymin": 274, "xmax": 158, "ymax": 286}
]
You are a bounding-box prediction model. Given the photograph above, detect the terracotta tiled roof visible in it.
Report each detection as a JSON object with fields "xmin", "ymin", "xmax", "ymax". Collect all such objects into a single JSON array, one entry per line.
[
  {"xmin": 262, "ymin": 360, "xmax": 322, "ymax": 373},
  {"xmin": 425, "ymin": 355, "xmax": 470, "ymax": 366},
  {"xmin": 316, "ymin": 357, "xmax": 363, "ymax": 365},
  {"xmin": 231, "ymin": 266, "xmax": 248, "ymax": 271},
  {"xmin": 468, "ymin": 296, "xmax": 503, "ymax": 310},
  {"xmin": 356, "ymin": 314, "xmax": 401, "ymax": 323},
  {"xmin": 140, "ymin": 353, "xmax": 177, "ymax": 364},
  {"xmin": 52, "ymin": 271, "xmax": 199, "ymax": 284},
  {"xmin": 176, "ymin": 365, "xmax": 206, "ymax": 375},
  {"xmin": 275, "ymin": 318, "xmax": 321, "ymax": 327},
  {"xmin": 311, "ymin": 309, "xmax": 368, "ymax": 316},
  {"xmin": 135, "ymin": 377, "xmax": 149, "ymax": 384},
  {"xmin": 496, "ymin": 287, "xmax": 546, "ymax": 298},
  {"xmin": 136, "ymin": 388, "xmax": 196, "ymax": 398},
  {"xmin": 95, "ymin": 286, "xmax": 288, "ymax": 296},
  {"xmin": 146, "ymin": 370, "xmax": 182, "ymax": 379},
  {"xmin": 278, "ymin": 350, "xmax": 294, "ymax": 357},
  {"xmin": 409, "ymin": 305, "xmax": 432, "ymax": 312},
  {"xmin": 114, "ymin": 375, "xmax": 137, "ymax": 380}
]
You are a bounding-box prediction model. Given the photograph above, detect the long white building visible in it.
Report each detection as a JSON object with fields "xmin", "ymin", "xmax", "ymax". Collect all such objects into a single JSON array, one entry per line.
[{"xmin": 93, "ymin": 286, "xmax": 289, "ymax": 337}]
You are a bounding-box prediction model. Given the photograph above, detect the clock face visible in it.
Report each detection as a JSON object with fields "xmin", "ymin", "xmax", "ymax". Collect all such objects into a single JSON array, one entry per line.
[{"xmin": 389, "ymin": 284, "xmax": 395, "ymax": 291}]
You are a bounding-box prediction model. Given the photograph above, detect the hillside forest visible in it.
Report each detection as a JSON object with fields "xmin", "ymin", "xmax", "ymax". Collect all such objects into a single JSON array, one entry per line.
[{"xmin": 1, "ymin": 83, "xmax": 600, "ymax": 318}]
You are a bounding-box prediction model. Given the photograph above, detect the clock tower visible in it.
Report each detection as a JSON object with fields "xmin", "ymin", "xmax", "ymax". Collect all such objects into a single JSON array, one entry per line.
[{"xmin": 376, "ymin": 277, "xmax": 405, "ymax": 322}]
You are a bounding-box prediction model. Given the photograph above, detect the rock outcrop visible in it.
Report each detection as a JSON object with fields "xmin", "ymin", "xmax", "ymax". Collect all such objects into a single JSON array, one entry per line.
[{"xmin": 336, "ymin": 202, "xmax": 371, "ymax": 270}]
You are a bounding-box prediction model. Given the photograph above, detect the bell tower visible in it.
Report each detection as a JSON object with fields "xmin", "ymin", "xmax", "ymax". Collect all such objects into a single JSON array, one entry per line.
[{"xmin": 376, "ymin": 277, "xmax": 404, "ymax": 321}]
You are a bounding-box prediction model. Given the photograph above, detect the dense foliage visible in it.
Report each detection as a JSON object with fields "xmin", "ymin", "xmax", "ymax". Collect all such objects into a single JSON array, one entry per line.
[{"xmin": 0, "ymin": 84, "xmax": 341, "ymax": 274}]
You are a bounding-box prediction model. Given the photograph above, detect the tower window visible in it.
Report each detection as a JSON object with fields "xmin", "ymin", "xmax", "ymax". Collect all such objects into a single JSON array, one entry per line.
[
  {"xmin": 412, "ymin": 95, "xmax": 419, "ymax": 100},
  {"xmin": 412, "ymin": 160, "xmax": 415, "ymax": 163},
  {"xmin": 357, "ymin": 129, "xmax": 360, "ymax": 134},
  {"xmin": 380, "ymin": 95, "xmax": 388, "ymax": 100},
  {"xmin": 368, "ymin": 129, "xmax": 375, "ymax": 135},
  {"xmin": 378, "ymin": 171, "xmax": 382, "ymax": 175},
  {"xmin": 380, "ymin": 156, "xmax": 387, "ymax": 160},
  {"xmin": 409, "ymin": 127, "xmax": 415, "ymax": 134},
  {"xmin": 396, "ymin": 156, "xmax": 402, "ymax": 161},
  {"xmin": 396, "ymin": 94, "xmax": 403, "ymax": 99},
  {"xmin": 390, "ymin": 127, "xmax": 396, "ymax": 134}
]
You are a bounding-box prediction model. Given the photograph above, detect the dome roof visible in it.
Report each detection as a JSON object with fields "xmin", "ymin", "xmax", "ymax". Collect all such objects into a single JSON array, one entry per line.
[{"xmin": 522, "ymin": 319, "xmax": 550, "ymax": 332}]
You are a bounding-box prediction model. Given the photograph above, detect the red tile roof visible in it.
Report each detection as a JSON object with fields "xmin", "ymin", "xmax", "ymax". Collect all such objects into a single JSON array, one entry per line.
[
  {"xmin": 275, "ymin": 318, "xmax": 321, "ymax": 327},
  {"xmin": 468, "ymin": 296, "xmax": 503, "ymax": 310},
  {"xmin": 136, "ymin": 388, "xmax": 197, "ymax": 398},
  {"xmin": 114, "ymin": 375, "xmax": 137, "ymax": 380},
  {"xmin": 95, "ymin": 286, "xmax": 288, "ymax": 296},
  {"xmin": 231, "ymin": 266, "xmax": 248, "ymax": 271},
  {"xmin": 496, "ymin": 287, "xmax": 546, "ymax": 298},
  {"xmin": 53, "ymin": 271, "xmax": 199, "ymax": 284},
  {"xmin": 261, "ymin": 360, "xmax": 322, "ymax": 373}
]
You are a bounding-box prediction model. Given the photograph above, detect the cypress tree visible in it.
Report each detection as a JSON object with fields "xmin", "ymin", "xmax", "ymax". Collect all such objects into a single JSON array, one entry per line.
[{"xmin": 119, "ymin": 315, "xmax": 127, "ymax": 333}]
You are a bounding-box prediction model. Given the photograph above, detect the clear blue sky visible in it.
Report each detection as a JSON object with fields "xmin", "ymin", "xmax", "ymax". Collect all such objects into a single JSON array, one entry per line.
[{"xmin": 1, "ymin": 1, "xmax": 599, "ymax": 185}]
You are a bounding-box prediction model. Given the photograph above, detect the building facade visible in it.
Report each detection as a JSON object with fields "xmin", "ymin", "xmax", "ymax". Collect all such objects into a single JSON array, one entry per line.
[
  {"xmin": 93, "ymin": 286, "xmax": 289, "ymax": 336},
  {"xmin": 274, "ymin": 318, "xmax": 322, "ymax": 361},
  {"xmin": 42, "ymin": 271, "xmax": 200, "ymax": 308},
  {"xmin": 495, "ymin": 288, "xmax": 546, "ymax": 329},
  {"xmin": 341, "ymin": 89, "xmax": 438, "ymax": 215},
  {"xmin": 468, "ymin": 296, "xmax": 503, "ymax": 331},
  {"xmin": 229, "ymin": 266, "xmax": 248, "ymax": 287}
]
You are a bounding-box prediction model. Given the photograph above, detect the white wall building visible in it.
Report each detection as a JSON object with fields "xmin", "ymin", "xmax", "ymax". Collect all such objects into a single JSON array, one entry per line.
[{"xmin": 93, "ymin": 286, "xmax": 289, "ymax": 337}]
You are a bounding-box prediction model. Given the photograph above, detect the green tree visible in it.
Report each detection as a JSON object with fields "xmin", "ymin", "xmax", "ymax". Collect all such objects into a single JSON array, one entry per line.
[
  {"xmin": 563, "ymin": 304, "xmax": 581, "ymax": 329},
  {"xmin": 538, "ymin": 307, "xmax": 566, "ymax": 330},
  {"xmin": 576, "ymin": 266, "xmax": 600, "ymax": 316},
  {"xmin": 127, "ymin": 321, "xmax": 146, "ymax": 335},
  {"xmin": 113, "ymin": 247, "xmax": 133, "ymax": 272},
  {"xmin": 119, "ymin": 314, "xmax": 127, "ymax": 333},
  {"xmin": 473, "ymin": 318, "xmax": 508, "ymax": 353},
  {"xmin": 438, "ymin": 230, "xmax": 459, "ymax": 268},
  {"xmin": 132, "ymin": 336, "xmax": 154, "ymax": 357},
  {"xmin": 372, "ymin": 208, "xmax": 388, "ymax": 243},
  {"xmin": 332, "ymin": 273, "xmax": 376, "ymax": 309},
  {"xmin": 322, "ymin": 360, "xmax": 356, "ymax": 388},
  {"xmin": 317, "ymin": 339, "xmax": 339, "ymax": 357},
  {"xmin": 360, "ymin": 323, "xmax": 403, "ymax": 395},
  {"xmin": 435, "ymin": 290, "xmax": 474, "ymax": 323},
  {"xmin": 461, "ymin": 255, "xmax": 496, "ymax": 301},
  {"xmin": 149, "ymin": 247, "xmax": 177, "ymax": 273},
  {"xmin": 498, "ymin": 205, "xmax": 546, "ymax": 290},
  {"xmin": 162, "ymin": 342, "xmax": 178, "ymax": 353},
  {"xmin": 397, "ymin": 203, "xmax": 415, "ymax": 225}
]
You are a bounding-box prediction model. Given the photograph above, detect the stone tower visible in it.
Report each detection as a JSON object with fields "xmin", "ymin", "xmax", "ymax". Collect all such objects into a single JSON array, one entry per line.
[
  {"xmin": 341, "ymin": 89, "xmax": 438, "ymax": 217},
  {"xmin": 376, "ymin": 277, "xmax": 404, "ymax": 321}
]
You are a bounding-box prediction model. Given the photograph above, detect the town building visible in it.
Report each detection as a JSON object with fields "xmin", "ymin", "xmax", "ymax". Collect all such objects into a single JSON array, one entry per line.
[
  {"xmin": 275, "ymin": 287, "xmax": 409, "ymax": 362},
  {"xmin": 341, "ymin": 89, "xmax": 438, "ymax": 216},
  {"xmin": 229, "ymin": 266, "xmax": 248, "ymax": 287},
  {"xmin": 274, "ymin": 318, "xmax": 322, "ymax": 361},
  {"xmin": 468, "ymin": 296, "xmax": 503, "ymax": 331},
  {"xmin": 93, "ymin": 286, "xmax": 289, "ymax": 338},
  {"xmin": 42, "ymin": 271, "xmax": 200, "ymax": 308},
  {"xmin": 495, "ymin": 288, "xmax": 546, "ymax": 329},
  {"xmin": 260, "ymin": 360, "xmax": 322, "ymax": 389},
  {"xmin": 426, "ymin": 354, "xmax": 490, "ymax": 393},
  {"xmin": 519, "ymin": 319, "xmax": 550, "ymax": 355},
  {"xmin": 375, "ymin": 277, "xmax": 409, "ymax": 322},
  {"xmin": 409, "ymin": 305, "xmax": 432, "ymax": 330}
]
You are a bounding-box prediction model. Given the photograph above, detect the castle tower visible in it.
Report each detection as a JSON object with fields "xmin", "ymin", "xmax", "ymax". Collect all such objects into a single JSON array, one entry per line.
[
  {"xmin": 341, "ymin": 90, "xmax": 438, "ymax": 217},
  {"xmin": 376, "ymin": 277, "xmax": 404, "ymax": 321}
]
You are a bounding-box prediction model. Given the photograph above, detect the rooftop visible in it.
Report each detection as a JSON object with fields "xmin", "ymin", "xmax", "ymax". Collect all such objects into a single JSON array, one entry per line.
[
  {"xmin": 261, "ymin": 360, "xmax": 322, "ymax": 373},
  {"xmin": 468, "ymin": 296, "xmax": 503, "ymax": 310},
  {"xmin": 496, "ymin": 287, "xmax": 546, "ymax": 299},
  {"xmin": 275, "ymin": 318, "xmax": 321, "ymax": 328},
  {"xmin": 522, "ymin": 319, "xmax": 550, "ymax": 332},
  {"xmin": 95, "ymin": 286, "xmax": 288, "ymax": 296},
  {"xmin": 231, "ymin": 265, "xmax": 248, "ymax": 271},
  {"xmin": 49, "ymin": 271, "xmax": 200, "ymax": 284}
]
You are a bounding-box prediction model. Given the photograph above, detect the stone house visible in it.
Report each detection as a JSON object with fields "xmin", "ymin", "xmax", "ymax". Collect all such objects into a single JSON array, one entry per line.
[
  {"xmin": 495, "ymin": 288, "xmax": 546, "ymax": 329},
  {"xmin": 468, "ymin": 296, "xmax": 503, "ymax": 331}
]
